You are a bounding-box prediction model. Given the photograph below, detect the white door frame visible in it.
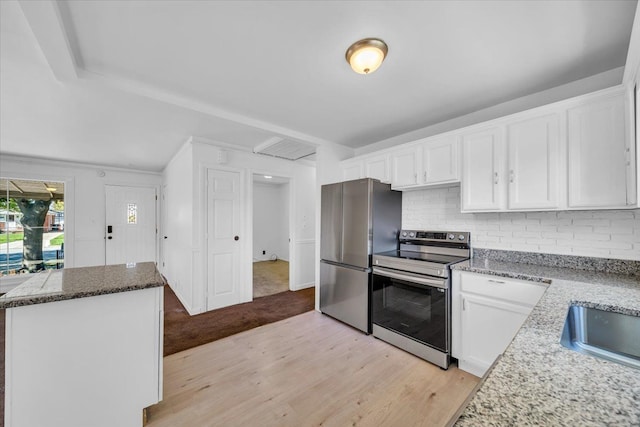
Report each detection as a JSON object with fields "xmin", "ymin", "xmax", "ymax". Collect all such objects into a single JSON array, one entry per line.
[
  {"xmin": 160, "ymin": 184, "xmax": 168, "ymax": 274},
  {"xmin": 249, "ymin": 170, "xmax": 296, "ymax": 297}
]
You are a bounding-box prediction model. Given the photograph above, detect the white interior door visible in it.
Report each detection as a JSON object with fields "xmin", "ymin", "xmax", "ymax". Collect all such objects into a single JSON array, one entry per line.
[
  {"xmin": 207, "ymin": 169, "xmax": 242, "ymax": 310},
  {"xmin": 105, "ymin": 185, "xmax": 157, "ymax": 265}
]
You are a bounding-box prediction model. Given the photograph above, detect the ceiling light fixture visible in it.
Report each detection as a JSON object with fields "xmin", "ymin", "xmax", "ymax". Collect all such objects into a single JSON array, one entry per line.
[
  {"xmin": 46, "ymin": 187, "xmax": 57, "ymax": 192},
  {"xmin": 345, "ymin": 38, "xmax": 388, "ymax": 75},
  {"xmin": 264, "ymin": 175, "xmax": 273, "ymax": 179}
]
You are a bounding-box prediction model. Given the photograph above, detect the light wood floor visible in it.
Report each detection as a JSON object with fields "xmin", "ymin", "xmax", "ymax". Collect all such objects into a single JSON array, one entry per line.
[{"xmin": 146, "ymin": 311, "xmax": 479, "ymax": 427}]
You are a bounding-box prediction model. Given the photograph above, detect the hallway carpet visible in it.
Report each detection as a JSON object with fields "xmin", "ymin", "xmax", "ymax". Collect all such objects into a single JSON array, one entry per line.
[
  {"xmin": 164, "ymin": 284, "xmax": 315, "ymax": 356},
  {"xmin": 253, "ymin": 259, "xmax": 289, "ymax": 298}
]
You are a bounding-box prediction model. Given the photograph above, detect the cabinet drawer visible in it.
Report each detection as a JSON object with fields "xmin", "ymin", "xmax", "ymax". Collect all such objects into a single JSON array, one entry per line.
[{"xmin": 459, "ymin": 272, "xmax": 547, "ymax": 306}]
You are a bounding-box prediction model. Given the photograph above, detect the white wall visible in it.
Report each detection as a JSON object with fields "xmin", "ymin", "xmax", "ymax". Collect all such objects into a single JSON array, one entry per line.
[
  {"xmin": 403, "ymin": 186, "xmax": 640, "ymax": 260},
  {"xmin": 163, "ymin": 140, "xmax": 316, "ymax": 315},
  {"xmin": 0, "ymin": 155, "xmax": 162, "ymax": 277},
  {"xmin": 253, "ymin": 181, "xmax": 289, "ymax": 262},
  {"xmin": 161, "ymin": 143, "xmax": 195, "ymax": 312}
]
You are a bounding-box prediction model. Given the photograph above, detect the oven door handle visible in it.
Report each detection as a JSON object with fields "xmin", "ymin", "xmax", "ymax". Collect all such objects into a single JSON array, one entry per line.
[{"xmin": 373, "ymin": 267, "xmax": 448, "ymax": 289}]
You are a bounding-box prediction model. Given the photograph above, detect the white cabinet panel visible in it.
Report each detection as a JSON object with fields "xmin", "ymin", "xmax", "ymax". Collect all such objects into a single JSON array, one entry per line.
[
  {"xmin": 568, "ymin": 94, "xmax": 630, "ymax": 208},
  {"xmin": 459, "ymin": 293, "xmax": 530, "ymax": 377},
  {"xmin": 391, "ymin": 146, "xmax": 420, "ymax": 187},
  {"xmin": 461, "ymin": 127, "xmax": 504, "ymax": 211},
  {"xmin": 507, "ymin": 114, "xmax": 561, "ymax": 210},
  {"xmin": 423, "ymin": 135, "xmax": 459, "ymax": 184},
  {"xmin": 5, "ymin": 287, "xmax": 163, "ymax": 427},
  {"xmin": 365, "ymin": 154, "xmax": 390, "ymax": 183},
  {"xmin": 341, "ymin": 159, "xmax": 363, "ymax": 181},
  {"xmin": 452, "ymin": 271, "xmax": 547, "ymax": 378}
]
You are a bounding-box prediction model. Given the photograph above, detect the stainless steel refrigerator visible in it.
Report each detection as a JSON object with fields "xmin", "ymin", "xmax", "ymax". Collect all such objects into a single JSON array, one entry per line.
[{"xmin": 320, "ymin": 178, "xmax": 401, "ymax": 333}]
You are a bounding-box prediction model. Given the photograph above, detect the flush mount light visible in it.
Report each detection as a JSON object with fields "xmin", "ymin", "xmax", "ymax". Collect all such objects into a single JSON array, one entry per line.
[
  {"xmin": 46, "ymin": 187, "xmax": 57, "ymax": 192},
  {"xmin": 345, "ymin": 38, "xmax": 388, "ymax": 75},
  {"xmin": 264, "ymin": 175, "xmax": 273, "ymax": 179}
]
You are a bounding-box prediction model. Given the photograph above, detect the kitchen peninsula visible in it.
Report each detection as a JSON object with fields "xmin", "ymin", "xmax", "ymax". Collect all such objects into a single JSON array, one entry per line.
[{"xmin": 0, "ymin": 263, "xmax": 165, "ymax": 427}]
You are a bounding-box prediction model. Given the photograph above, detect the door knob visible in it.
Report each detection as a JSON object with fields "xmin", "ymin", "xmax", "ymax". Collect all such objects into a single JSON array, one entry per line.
[{"xmin": 234, "ymin": 236, "xmax": 239, "ymax": 241}]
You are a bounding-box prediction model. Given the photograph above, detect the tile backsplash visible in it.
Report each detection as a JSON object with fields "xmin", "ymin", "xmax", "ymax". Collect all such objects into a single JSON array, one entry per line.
[{"xmin": 403, "ymin": 186, "xmax": 640, "ymax": 261}]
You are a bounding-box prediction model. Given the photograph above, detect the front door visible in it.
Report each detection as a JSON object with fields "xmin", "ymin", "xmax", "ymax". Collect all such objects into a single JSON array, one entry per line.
[
  {"xmin": 206, "ymin": 168, "xmax": 242, "ymax": 310},
  {"xmin": 105, "ymin": 185, "xmax": 157, "ymax": 265}
]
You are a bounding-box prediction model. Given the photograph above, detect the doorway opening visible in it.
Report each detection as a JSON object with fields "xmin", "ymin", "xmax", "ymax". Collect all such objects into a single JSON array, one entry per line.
[{"xmin": 252, "ymin": 174, "xmax": 290, "ymax": 298}]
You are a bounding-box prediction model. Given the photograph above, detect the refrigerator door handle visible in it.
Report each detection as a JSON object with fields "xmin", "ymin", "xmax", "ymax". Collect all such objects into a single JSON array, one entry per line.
[{"xmin": 320, "ymin": 259, "xmax": 371, "ymax": 273}]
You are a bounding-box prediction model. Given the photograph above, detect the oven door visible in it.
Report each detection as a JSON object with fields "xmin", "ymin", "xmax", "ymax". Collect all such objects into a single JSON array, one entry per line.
[{"xmin": 372, "ymin": 267, "xmax": 449, "ymax": 353}]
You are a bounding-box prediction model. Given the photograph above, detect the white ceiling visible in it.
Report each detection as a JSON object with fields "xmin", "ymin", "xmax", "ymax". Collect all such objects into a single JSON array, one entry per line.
[{"xmin": 0, "ymin": 0, "xmax": 637, "ymax": 172}]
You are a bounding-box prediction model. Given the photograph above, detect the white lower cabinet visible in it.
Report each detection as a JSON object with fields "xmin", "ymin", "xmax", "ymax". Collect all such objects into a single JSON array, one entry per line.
[
  {"xmin": 451, "ymin": 270, "xmax": 547, "ymax": 377},
  {"xmin": 5, "ymin": 287, "xmax": 163, "ymax": 427}
]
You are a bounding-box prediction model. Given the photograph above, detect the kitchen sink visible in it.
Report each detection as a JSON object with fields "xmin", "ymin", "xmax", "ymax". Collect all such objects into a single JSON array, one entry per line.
[{"xmin": 560, "ymin": 304, "xmax": 640, "ymax": 370}]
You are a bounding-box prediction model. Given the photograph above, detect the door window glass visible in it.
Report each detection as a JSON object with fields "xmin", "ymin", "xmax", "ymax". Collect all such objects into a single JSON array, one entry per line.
[{"xmin": 127, "ymin": 203, "xmax": 137, "ymax": 224}]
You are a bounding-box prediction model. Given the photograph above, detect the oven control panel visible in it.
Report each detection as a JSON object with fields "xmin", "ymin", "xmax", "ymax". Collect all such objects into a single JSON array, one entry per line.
[{"xmin": 400, "ymin": 230, "xmax": 470, "ymax": 244}]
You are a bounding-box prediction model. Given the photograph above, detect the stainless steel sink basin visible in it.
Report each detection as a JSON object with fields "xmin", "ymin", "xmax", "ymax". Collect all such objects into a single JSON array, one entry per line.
[{"xmin": 560, "ymin": 304, "xmax": 640, "ymax": 370}]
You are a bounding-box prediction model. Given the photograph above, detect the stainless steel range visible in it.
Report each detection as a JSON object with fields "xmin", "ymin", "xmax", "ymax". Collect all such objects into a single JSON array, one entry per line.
[{"xmin": 371, "ymin": 230, "xmax": 470, "ymax": 369}]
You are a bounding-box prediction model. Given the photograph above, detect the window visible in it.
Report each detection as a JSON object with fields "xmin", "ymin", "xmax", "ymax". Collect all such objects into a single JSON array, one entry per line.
[
  {"xmin": 127, "ymin": 203, "xmax": 137, "ymax": 224},
  {"xmin": 0, "ymin": 178, "xmax": 65, "ymax": 276}
]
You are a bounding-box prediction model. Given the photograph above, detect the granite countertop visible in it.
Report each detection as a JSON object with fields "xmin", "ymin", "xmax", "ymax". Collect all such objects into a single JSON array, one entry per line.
[
  {"xmin": 0, "ymin": 262, "xmax": 165, "ymax": 309},
  {"xmin": 451, "ymin": 252, "xmax": 640, "ymax": 426}
]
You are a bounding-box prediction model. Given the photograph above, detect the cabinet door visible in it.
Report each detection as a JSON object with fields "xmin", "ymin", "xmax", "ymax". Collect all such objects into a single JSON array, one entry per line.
[
  {"xmin": 461, "ymin": 127, "xmax": 504, "ymax": 211},
  {"xmin": 365, "ymin": 154, "xmax": 390, "ymax": 183},
  {"xmin": 459, "ymin": 293, "xmax": 530, "ymax": 377},
  {"xmin": 391, "ymin": 146, "xmax": 420, "ymax": 187},
  {"xmin": 423, "ymin": 135, "xmax": 459, "ymax": 184},
  {"xmin": 567, "ymin": 94, "xmax": 629, "ymax": 208},
  {"xmin": 341, "ymin": 160, "xmax": 363, "ymax": 181},
  {"xmin": 507, "ymin": 114, "xmax": 561, "ymax": 209}
]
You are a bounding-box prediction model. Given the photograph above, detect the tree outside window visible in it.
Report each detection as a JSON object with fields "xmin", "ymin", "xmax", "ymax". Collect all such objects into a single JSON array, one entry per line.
[{"xmin": 0, "ymin": 178, "xmax": 65, "ymax": 276}]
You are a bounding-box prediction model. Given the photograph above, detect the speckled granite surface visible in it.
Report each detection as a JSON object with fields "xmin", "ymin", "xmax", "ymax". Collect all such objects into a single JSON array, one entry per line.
[
  {"xmin": 0, "ymin": 262, "xmax": 165, "ymax": 309},
  {"xmin": 453, "ymin": 252, "xmax": 640, "ymax": 426},
  {"xmin": 472, "ymin": 248, "xmax": 640, "ymax": 276}
]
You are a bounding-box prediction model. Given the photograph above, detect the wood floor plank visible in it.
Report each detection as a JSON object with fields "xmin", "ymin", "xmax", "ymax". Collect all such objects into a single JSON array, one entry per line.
[{"xmin": 146, "ymin": 311, "xmax": 478, "ymax": 427}]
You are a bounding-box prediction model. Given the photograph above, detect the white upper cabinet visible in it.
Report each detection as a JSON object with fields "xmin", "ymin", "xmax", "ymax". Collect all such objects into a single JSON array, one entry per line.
[
  {"xmin": 340, "ymin": 85, "xmax": 636, "ymax": 210},
  {"xmin": 506, "ymin": 113, "xmax": 562, "ymax": 210},
  {"xmin": 423, "ymin": 135, "xmax": 460, "ymax": 185},
  {"xmin": 391, "ymin": 145, "xmax": 421, "ymax": 187},
  {"xmin": 364, "ymin": 154, "xmax": 390, "ymax": 183},
  {"xmin": 567, "ymin": 91, "xmax": 635, "ymax": 208},
  {"xmin": 461, "ymin": 87, "xmax": 635, "ymax": 212},
  {"xmin": 391, "ymin": 136, "xmax": 460, "ymax": 189},
  {"xmin": 341, "ymin": 159, "xmax": 363, "ymax": 181},
  {"xmin": 461, "ymin": 127, "xmax": 505, "ymax": 211},
  {"xmin": 461, "ymin": 114, "xmax": 562, "ymax": 213}
]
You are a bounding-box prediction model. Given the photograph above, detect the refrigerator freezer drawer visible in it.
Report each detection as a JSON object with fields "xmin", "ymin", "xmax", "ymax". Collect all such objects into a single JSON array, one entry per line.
[{"xmin": 319, "ymin": 261, "xmax": 370, "ymax": 333}]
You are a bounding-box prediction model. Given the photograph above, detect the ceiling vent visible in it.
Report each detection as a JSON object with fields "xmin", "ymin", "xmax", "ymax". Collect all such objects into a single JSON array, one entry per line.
[{"xmin": 253, "ymin": 137, "xmax": 316, "ymax": 161}]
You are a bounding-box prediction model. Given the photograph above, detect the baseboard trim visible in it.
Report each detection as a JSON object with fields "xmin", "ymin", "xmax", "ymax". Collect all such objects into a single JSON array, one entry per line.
[
  {"xmin": 169, "ymin": 284, "xmax": 198, "ymax": 316},
  {"xmin": 291, "ymin": 281, "xmax": 314, "ymax": 291}
]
